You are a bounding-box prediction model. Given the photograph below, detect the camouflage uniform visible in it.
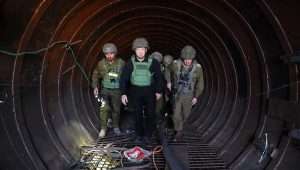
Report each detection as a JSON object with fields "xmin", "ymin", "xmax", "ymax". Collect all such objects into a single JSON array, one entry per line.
[
  {"xmin": 162, "ymin": 55, "xmax": 174, "ymax": 128},
  {"xmin": 150, "ymin": 51, "xmax": 164, "ymax": 124},
  {"xmin": 92, "ymin": 43, "xmax": 125, "ymax": 135},
  {"xmin": 165, "ymin": 45, "xmax": 204, "ymax": 134},
  {"xmin": 163, "ymin": 55, "xmax": 174, "ymax": 103}
]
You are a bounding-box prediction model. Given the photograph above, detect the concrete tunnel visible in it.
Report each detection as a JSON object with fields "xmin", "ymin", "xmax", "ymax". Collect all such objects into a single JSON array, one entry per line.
[{"xmin": 0, "ymin": 0, "xmax": 300, "ymax": 169}]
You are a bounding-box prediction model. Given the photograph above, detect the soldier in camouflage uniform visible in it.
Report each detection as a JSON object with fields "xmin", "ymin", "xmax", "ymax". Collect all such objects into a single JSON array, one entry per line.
[
  {"xmin": 163, "ymin": 55, "xmax": 174, "ymax": 102},
  {"xmin": 162, "ymin": 55, "xmax": 174, "ymax": 128},
  {"xmin": 92, "ymin": 43, "xmax": 125, "ymax": 138},
  {"xmin": 165, "ymin": 45, "xmax": 204, "ymax": 140},
  {"xmin": 150, "ymin": 51, "xmax": 165, "ymax": 125}
]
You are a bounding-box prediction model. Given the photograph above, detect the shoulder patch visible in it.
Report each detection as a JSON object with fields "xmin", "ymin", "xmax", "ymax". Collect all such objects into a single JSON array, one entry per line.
[{"xmin": 196, "ymin": 63, "xmax": 201, "ymax": 68}]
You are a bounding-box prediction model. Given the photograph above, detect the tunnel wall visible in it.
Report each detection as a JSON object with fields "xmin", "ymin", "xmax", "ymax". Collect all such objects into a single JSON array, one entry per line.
[{"xmin": 0, "ymin": 0, "xmax": 300, "ymax": 169}]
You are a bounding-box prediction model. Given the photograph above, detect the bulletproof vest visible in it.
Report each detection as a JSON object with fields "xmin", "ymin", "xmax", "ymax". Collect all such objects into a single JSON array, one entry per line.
[
  {"xmin": 102, "ymin": 59, "xmax": 122, "ymax": 89},
  {"xmin": 175, "ymin": 60, "xmax": 197, "ymax": 95},
  {"xmin": 130, "ymin": 57, "xmax": 153, "ymax": 86}
]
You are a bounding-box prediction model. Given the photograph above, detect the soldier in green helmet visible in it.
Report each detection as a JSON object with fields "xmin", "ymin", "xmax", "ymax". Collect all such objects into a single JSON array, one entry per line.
[
  {"xmin": 151, "ymin": 52, "xmax": 163, "ymax": 64},
  {"xmin": 163, "ymin": 54, "xmax": 174, "ymax": 93},
  {"xmin": 163, "ymin": 55, "xmax": 174, "ymax": 69},
  {"xmin": 165, "ymin": 45, "xmax": 204, "ymax": 141},
  {"xmin": 150, "ymin": 51, "xmax": 165, "ymax": 125},
  {"xmin": 162, "ymin": 55, "xmax": 174, "ymax": 125},
  {"xmin": 120, "ymin": 38, "xmax": 163, "ymax": 144},
  {"xmin": 92, "ymin": 43, "xmax": 125, "ymax": 138}
]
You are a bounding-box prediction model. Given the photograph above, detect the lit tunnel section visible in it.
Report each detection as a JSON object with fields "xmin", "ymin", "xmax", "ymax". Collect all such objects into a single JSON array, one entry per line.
[{"xmin": 0, "ymin": 0, "xmax": 300, "ymax": 170}]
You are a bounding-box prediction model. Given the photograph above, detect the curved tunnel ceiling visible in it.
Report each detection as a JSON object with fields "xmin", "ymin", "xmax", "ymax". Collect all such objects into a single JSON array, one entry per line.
[{"xmin": 0, "ymin": 0, "xmax": 300, "ymax": 169}]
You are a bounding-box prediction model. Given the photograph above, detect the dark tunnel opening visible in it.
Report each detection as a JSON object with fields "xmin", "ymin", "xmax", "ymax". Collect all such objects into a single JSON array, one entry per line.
[{"xmin": 1, "ymin": 0, "xmax": 300, "ymax": 169}]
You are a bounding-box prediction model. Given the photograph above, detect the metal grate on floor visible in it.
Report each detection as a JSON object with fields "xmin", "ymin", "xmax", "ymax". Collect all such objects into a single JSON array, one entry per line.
[
  {"xmin": 75, "ymin": 129, "xmax": 229, "ymax": 170},
  {"xmin": 95, "ymin": 131, "xmax": 166, "ymax": 170},
  {"xmin": 166, "ymin": 131, "xmax": 228, "ymax": 170}
]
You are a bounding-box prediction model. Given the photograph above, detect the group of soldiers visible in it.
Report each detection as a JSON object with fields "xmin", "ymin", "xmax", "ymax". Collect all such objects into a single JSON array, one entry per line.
[{"xmin": 92, "ymin": 37, "xmax": 204, "ymax": 143}]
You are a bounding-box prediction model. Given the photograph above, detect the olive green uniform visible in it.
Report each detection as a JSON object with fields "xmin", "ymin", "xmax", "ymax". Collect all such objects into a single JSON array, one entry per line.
[
  {"xmin": 155, "ymin": 63, "xmax": 165, "ymax": 123},
  {"xmin": 163, "ymin": 55, "xmax": 174, "ymax": 104},
  {"xmin": 166, "ymin": 59, "xmax": 204, "ymax": 132},
  {"xmin": 150, "ymin": 52, "xmax": 165, "ymax": 123},
  {"xmin": 92, "ymin": 58, "xmax": 125, "ymax": 130}
]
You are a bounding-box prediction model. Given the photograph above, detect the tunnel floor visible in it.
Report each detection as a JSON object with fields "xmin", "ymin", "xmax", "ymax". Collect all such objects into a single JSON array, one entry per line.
[{"xmin": 73, "ymin": 128, "xmax": 228, "ymax": 170}]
